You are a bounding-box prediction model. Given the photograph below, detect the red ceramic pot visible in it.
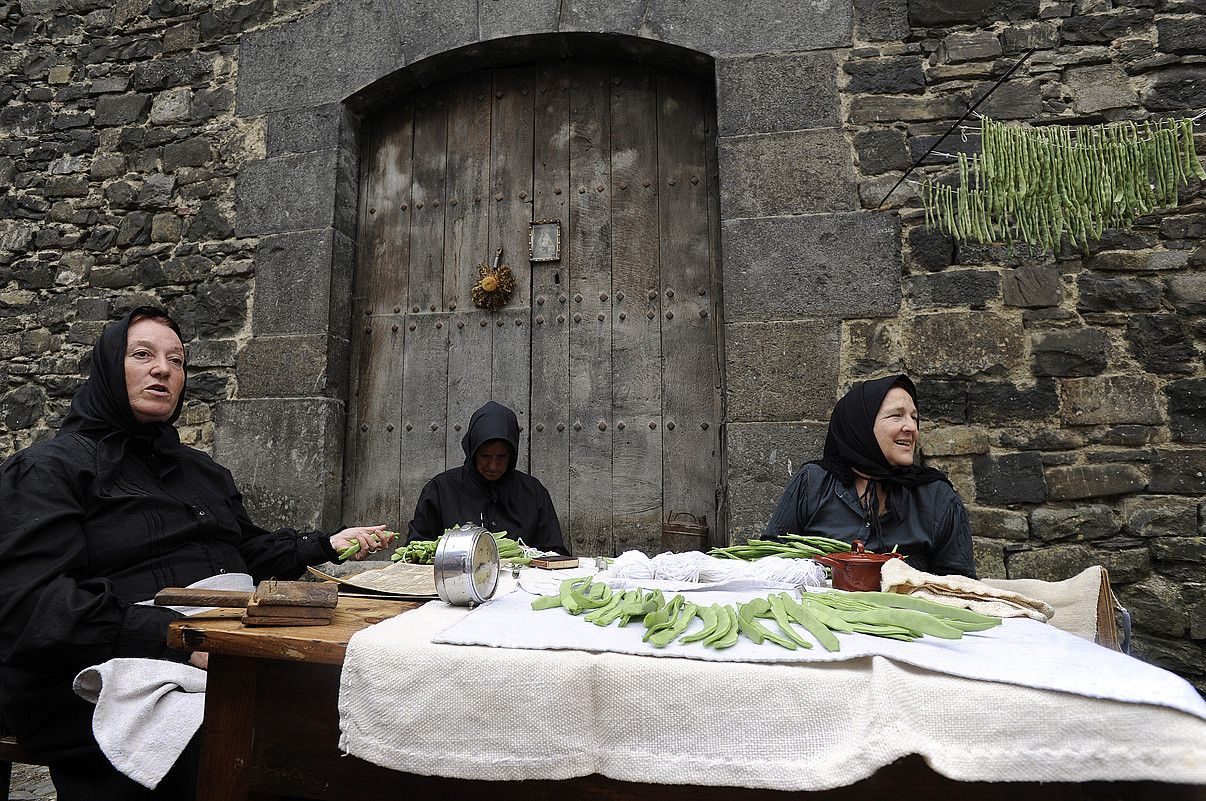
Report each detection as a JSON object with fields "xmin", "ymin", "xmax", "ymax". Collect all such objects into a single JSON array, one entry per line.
[{"xmin": 813, "ymin": 539, "xmax": 904, "ymax": 592}]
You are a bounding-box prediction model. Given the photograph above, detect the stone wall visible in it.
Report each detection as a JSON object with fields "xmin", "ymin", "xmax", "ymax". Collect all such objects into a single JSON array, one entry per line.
[{"xmin": 0, "ymin": 0, "xmax": 1203, "ymax": 691}]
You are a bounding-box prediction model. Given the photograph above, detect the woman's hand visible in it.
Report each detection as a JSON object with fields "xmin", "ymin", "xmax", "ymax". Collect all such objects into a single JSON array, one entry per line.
[
  {"xmin": 330, "ymin": 525, "xmax": 395, "ymax": 560},
  {"xmin": 188, "ymin": 651, "xmax": 209, "ymax": 671}
]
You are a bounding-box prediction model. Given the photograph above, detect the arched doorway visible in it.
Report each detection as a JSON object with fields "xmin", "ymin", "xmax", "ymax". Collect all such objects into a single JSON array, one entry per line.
[{"xmin": 344, "ymin": 59, "xmax": 722, "ymax": 556}]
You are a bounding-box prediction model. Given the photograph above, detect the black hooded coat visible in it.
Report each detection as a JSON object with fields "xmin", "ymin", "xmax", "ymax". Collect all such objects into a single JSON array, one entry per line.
[
  {"xmin": 764, "ymin": 375, "xmax": 976, "ymax": 578},
  {"xmin": 0, "ymin": 309, "xmax": 338, "ymax": 758},
  {"xmin": 407, "ymin": 402, "xmax": 566, "ymax": 554}
]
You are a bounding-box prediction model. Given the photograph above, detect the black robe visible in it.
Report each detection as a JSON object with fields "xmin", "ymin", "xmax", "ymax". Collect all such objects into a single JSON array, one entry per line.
[
  {"xmin": 0, "ymin": 308, "xmax": 337, "ymax": 758},
  {"xmin": 407, "ymin": 402, "xmax": 566, "ymax": 554}
]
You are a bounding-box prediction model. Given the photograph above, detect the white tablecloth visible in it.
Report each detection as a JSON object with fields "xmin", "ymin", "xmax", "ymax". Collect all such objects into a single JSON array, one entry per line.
[{"xmin": 339, "ymin": 592, "xmax": 1206, "ymax": 790}]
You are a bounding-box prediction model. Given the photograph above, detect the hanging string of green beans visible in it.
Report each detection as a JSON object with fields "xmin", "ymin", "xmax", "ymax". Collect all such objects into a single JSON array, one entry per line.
[
  {"xmin": 920, "ymin": 115, "xmax": 1206, "ymax": 253},
  {"xmin": 531, "ymin": 578, "xmax": 1002, "ymax": 651},
  {"xmin": 707, "ymin": 534, "xmax": 854, "ymax": 561},
  {"xmin": 387, "ymin": 530, "xmax": 526, "ymax": 563}
]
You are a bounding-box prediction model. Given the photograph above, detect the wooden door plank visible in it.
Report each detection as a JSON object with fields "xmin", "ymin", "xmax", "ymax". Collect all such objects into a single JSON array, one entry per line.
[
  {"xmin": 529, "ymin": 65, "xmax": 572, "ymax": 545},
  {"xmin": 357, "ymin": 104, "xmax": 413, "ymax": 317},
  {"xmin": 488, "ymin": 66, "xmax": 535, "ymax": 447},
  {"xmin": 408, "ymin": 87, "xmax": 449, "ymax": 315},
  {"xmin": 567, "ymin": 61, "xmax": 614, "ymax": 557},
  {"xmin": 446, "ymin": 310, "xmax": 493, "ymax": 467},
  {"xmin": 444, "ymin": 73, "xmax": 492, "ymax": 312},
  {"xmin": 657, "ymin": 70, "xmax": 720, "ymax": 543},
  {"xmin": 346, "ymin": 314, "xmax": 404, "ymax": 530},
  {"xmin": 399, "ymin": 312, "xmax": 451, "ymax": 532},
  {"xmin": 609, "ymin": 64, "xmax": 663, "ymax": 554}
]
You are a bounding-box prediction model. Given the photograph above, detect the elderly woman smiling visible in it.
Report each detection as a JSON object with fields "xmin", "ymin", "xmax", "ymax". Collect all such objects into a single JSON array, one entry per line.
[
  {"xmin": 764, "ymin": 374, "xmax": 976, "ymax": 578},
  {"xmin": 0, "ymin": 306, "xmax": 392, "ymax": 800}
]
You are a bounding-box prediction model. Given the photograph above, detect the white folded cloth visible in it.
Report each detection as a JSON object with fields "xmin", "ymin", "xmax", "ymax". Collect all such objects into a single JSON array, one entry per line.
[
  {"xmin": 73, "ymin": 572, "xmax": 254, "ymax": 788},
  {"xmin": 880, "ymin": 558, "xmax": 1055, "ymax": 621}
]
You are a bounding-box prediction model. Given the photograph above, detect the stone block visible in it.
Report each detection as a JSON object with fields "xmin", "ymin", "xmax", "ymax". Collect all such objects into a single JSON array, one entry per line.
[
  {"xmin": 973, "ymin": 452, "xmax": 1047, "ymax": 505},
  {"xmin": 972, "ymin": 538, "xmax": 1008, "ymax": 578},
  {"xmin": 137, "ymin": 174, "xmax": 176, "ymax": 208},
  {"xmin": 1156, "ymin": 16, "xmax": 1206, "ymax": 54},
  {"xmin": 235, "ymin": 0, "xmax": 407, "ymax": 116},
  {"xmin": 1032, "ymin": 328, "xmax": 1109, "ymax": 377},
  {"xmin": 1152, "ymin": 537, "xmax": 1206, "ymax": 565},
  {"xmin": 1065, "ymin": 64, "xmax": 1137, "ymax": 114},
  {"xmin": 642, "ymin": 0, "xmax": 851, "ymax": 56},
  {"xmin": 235, "ymin": 149, "xmax": 355, "ymax": 237},
  {"xmin": 853, "ymin": 128, "xmax": 908, "ymax": 176},
  {"xmin": 1128, "ymin": 634, "xmax": 1205, "ymax": 680},
  {"xmin": 1119, "ymin": 575, "xmax": 1189, "ymax": 638},
  {"xmin": 844, "ymin": 55, "xmax": 924, "ymax": 94},
  {"xmin": 198, "ymin": 0, "xmax": 273, "ymax": 41},
  {"xmin": 906, "ymin": 270, "xmax": 999, "ymax": 309},
  {"xmin": 909, "ymin": 0, "xmax": 1039, "ymax": 26},
  {"xmin": 853, "ymin": 0, "xmax": 909, "ymax": 41},
  {"xmin": 939, "ymin": 31, "xmax": 1001, "ymax": 63},
  {"xmin": 1164, "ymin": 273, "xmax": 1206, "ymax": 315},
  {"xmin": 252, "ymin": 229, "xmax": 352, "ymax": 337},
  {"xmin": 1088, "ymin": 250, "xmax": 1190, "ymax": 272},
  {"xmin": 719, "ymin": 129, "xmax": 857, "ymax": 218},
  {"xmin": 1001, "ymin": 21, "xmax": 1060, "ymax": 53},
  {"xmin": 185, "ymin": 338, "xmax": 238, "ymax": 369},
  {"xmin": 725, "ymin": 320, "xmax": 840, "ymax": 422},
  {"xmin": 186, "ymin": 201, "xmax": 234, "ymax": 242},
  {"xmin": 1077, "ymin": 275, "xmax": 1161, "ymax": 313},
  {"xmin": 968, "ymin": 505, "xmax": 1029, "ymax": 541},
  {"xmin": 924, "ymin": 425, "xmax": 989, "ymax": 456},
  {"xmin": 236, "ymin": 333, "xmax": 349, "ymax": 399},
  {"xmin": 1003, "ymin": 264, "xmax": 1062, "ymax": 308},
  {"xmin": 1141, "ymin": 66, "xmax": 1206, "ymax": 112},
  {"xmin": 94, "ymin": 93, "xmax": 149, "ymax": 126},
  {"xmin": 1161, "ymin": 214, "xmax": 1206, "ymax": 241},
  {"xmin": 163, "ymin": 137, "xmax": 212, "ymax": 171},
  {"xmin": 166, "ymin": 280, "xmax": 249, "ymax": 340},
  {"xmin": 717, "ymin": 52, "xmax": 840, "ymax": 136},
  {"xmin": 965, "ymin": 379, "xmax": 1059, "ymax": 424},
  {"xmin": 477, "ymin": 0, "xmax": 558, "ymax": 39},
  {"xmin": 559, "ymin": 0, "xmax": 644, "ymax": 34},
  {"xmin": 1061, "ymin": 10, "xmax": 1153, "ymax": 44},
  {"xmin": 1089, "ymin": 425, "xmax": 1160, "ymax": 447},
  {"xmin": 1007, "ymin": 542, "xmax": 1150, "ymax": 584},
  {"xmin": 1167, "ymin": 378, "xmax": 1206, "ymax": 444},
  {"xmin": 1123, "ymin": 496, "xmax": 1199, "ymax": 538},
  {"xmin": 722, "ymin": 213, "xmax": 900, "ymax": 322},
  {"xmin": 214, "ymin": 398, "xmax": 344, "ymax": 531},
  {"xmin": 1030, "ymin": 504, "xmax": 1117, "ymax": 542},
  {"xmin": 997, "ymin": 428, "xmax": 1084, "ymax": 451},
  {"xmin": 267, "ymin": 104, "xmax": 349, "ymax": 156},
  {"xmin": 906, "ymin": 225, "xmax": 954, "ymax": 271},
  {"xmin": 1044, "ymin": 464, "xmax": 1145, "ymax": 501},
  {"xmin": 903, "ymin": 312, "xmax": 1024, "ymax": 377},
  {"xmin": 1060, "ymin": 375, "xmax": 1163, "ymax": 426},
  {"xmin": 844, "ymin": 319, "xmax": 903, "ymax": 376},
  {"xmin": 1127, "ymin": 314, "xmax": 1200, "ymax": 375},
  {"xmin": 848, "ymin": 93, "xmax": 967, "ymax": 124},
  {"xmin": 150, "ymin": 87, "xmax": 192, "ymax": 124},
  {"xmin": 725, "ymin": 421, "xmax": 828, "ymax": 541}
]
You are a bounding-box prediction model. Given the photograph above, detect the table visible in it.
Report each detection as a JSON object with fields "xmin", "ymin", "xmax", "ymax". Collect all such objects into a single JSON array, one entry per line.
[{"xmin": 169, "ymin": 597, "xmax": 1202, "ymax": 801}]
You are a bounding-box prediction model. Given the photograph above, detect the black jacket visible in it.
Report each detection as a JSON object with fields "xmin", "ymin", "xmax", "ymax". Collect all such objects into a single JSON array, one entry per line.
[{"xmin": 407, "ymin": 402, "xmax": 565, "ymax": 553}]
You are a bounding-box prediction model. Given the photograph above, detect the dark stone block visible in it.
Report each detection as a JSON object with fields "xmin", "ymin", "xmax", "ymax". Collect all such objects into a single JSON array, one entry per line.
[
  {"xmin": 139, "ymin": 254, "xmax": 215, "ymax": 287},
  {"xmin": 236, "ymin": 334, "xmax": 348, "ymax": 399},
  {"xmin": 940, "ymin": 30, "xmax": 1001, "ymax": 64},
  {"xmin": 967, "ymin": 378, "xmax": 1059, "ymax": 423},
  {"xmin": 1127, "ymin": 314, "xmax": 1200, "ymax": 375},
  {"xmin": 1045, "ymin": 464, "xmax": 1146, "ymax": 501},
  {"xmin": 1167, "ymin": 378, "xmax": 1206, "ymax": 443},
  {"xmin": 1007, "ymin": 543, "xmax": 1150, "ymax": 583},
  {"xmin": 722, "ymin": 213, "xmax": 901, "ymax": 321},
  {"xmin": 1061, "ymin": 10, "xmax": 1153, "ymax": 44},
  {"xmin": 854, "ymin": 129, "xmax": 909, "ymax": 175},
  {"xmin": 909, "ymin": 0, "xmax": 1038, "ymax": 26},
  {"xmin": 906, "ymin": 225, "xmax": 955, "ymax": 272},
  {"xmin": 643, "ymin": 0, "xmax": 851, "ymax": 56},
  {"xmin": 1061, "ymin": 375, "xmax": 1163, "ymax": 426},
  {"xmin": 115, "ymin": 211, "xmax": 151, "ymax": 246},
  {"xmin": 848, "ymin": 93, "xmax": 967, "ymax": 124},
  {"xmin": 967, "ymin": 506, "xmax": 1028, "ymax": 540},
  {"xmin": 1150, "ymin": 448, "xmax": 1206, "ymax": 494},
  {"xmin": 3, "ymin": 384, "xmax": 47, "ymax": 430},
  {"xmin": 193, "ymin": 86, "xmax": 234, "ymax": 120},
  {"xmin": 252, "ymin": 229, "xmax": 350, "ymax": 336},
  {"xmin": 132, "ymin": 52, "xmax": 213, "ymax": 91},
  {"xmin": 907, "ymin": 270, "xmax": 1000, "ymax": 309},
  {"xmin": 973, "ymin": 452, "xmax": 1047, "ymax": 504},
  {"xmin": 478, "ymin": 0, "xmax": 557, "ymax": 40},
  {"xmin": 198, "ymin": 0, "xmax": 272, "ymax": 41},
  {"xmin": 854, "ymin": 0, "xmax": 909, "ymax": 41},
  {"xmin": 719, "ymin": 129, "xmax": 857, "ymax": 217},
  {"xmin": 1030, "ymin": 504, "xmax": 1117, "ymax": 542},
  {"xmin": 905, "ymin": 312, "xmax": 1024, "ymax": 376},
  {"xmin": 1032, "ymin": 328, "xmax": 1109, "ymax": 377},
  {"xmin": 186, "ymin": 200, "xmax": 234, "ymax": 241},
  {"xmin": 1160, "ymin": 214, "xmax": 1206, "ymax": 241},
  {"xmin": 137, "ymin": 173, "xmax": 176, "ymax": 208},
  {"xmin": 1001, "ymin": 21, "xmax": 1060, "ymax": 53},
  {"xmin": 726, "ymin": 421, "xmax": 828, "ymax": 540},
  {"xmin": 1077, "ymin": 275, "xmax": 1161, "ymax": 312},
  {"xmin": 1141, "ymin": 65, "xmax": 1206, "ymax": 111},
  {"xmin": 167, "ymin": 280, "xmax": 249, "ymax": 340},
  {"xmin": 235, "ymin": 149, "xmax": 351, "ymax": 237},
  {"xmin": 997, "ymin": 429, "xmax": 1084, "ymax": 451},
  {"xmin": 163, "ymin": 137, "xmax": 212, "ymax": 171},
  {"xmin": 1088, "ymin": 249, "xmax": 1189, "ymax": 272},
  {"xmin": 1156, "ymin": 16, "xmax": 1206, "ymax": 53},
  {"xmin": 267, "ymin": 104, "xmax": 348, "ymax": 156},
  {"xmin": 726, "ymin": 321, "xmax": 840, "ymax": 422},
  {"xmin": 843, "ymin": 56, "xmax": 925, "ymax": 94},
  {"xmin": 717, "ymin": 52, "xmax": 840, "ymax": 136},
  {"xmin": 185, "ymin": 370, "xmax": 231, "ymax": 403},
  {"xmin": 1003, "ymin": 264, "xmax": 1062, "ymax": 307}
]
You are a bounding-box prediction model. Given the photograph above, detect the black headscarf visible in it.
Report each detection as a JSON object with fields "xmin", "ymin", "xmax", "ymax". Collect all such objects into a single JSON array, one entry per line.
[
  {"xmin": 58, "ymin": 306, "xmax": 186, "ymax": 492},
  {"xmin": 813, "ymin": 374, "xmax": 950, "ymax": 536},
  {"xmin": 462, "ymin": 401, "xmax": 519, "ymax": 478}
]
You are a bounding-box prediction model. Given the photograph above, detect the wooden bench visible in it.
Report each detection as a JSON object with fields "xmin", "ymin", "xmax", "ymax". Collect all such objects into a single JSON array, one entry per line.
[{"xmin": 0, "ymin": 735, "xmax": 47, "ymax": 801}]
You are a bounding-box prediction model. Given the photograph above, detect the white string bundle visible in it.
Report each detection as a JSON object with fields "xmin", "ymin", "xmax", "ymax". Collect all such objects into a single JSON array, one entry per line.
[{"xmin": 610, "ymin": 550, "xmax": 826, "ymax": 588}]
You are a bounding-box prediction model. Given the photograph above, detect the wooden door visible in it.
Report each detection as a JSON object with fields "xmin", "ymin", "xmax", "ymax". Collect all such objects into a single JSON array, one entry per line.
[{"xmin": 346, "ymin": 61, "xmax": 722, "ymax": 555}]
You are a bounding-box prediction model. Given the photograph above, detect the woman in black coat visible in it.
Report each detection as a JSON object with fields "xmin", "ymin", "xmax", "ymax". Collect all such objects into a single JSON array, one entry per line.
[{"xmin": 0, "ymin": 307, "xmax": 390, "ymax": 800}]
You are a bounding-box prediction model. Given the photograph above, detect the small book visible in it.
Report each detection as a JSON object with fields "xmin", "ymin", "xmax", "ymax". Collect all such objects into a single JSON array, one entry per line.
[{"xmin": 531, "ymin": 555, "xmax": 579, "ymax": 570}]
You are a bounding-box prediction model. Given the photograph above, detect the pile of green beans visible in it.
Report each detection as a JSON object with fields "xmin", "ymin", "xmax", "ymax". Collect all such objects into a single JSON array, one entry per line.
[
  {"xmin": 708, "ymin": 534, "xmax": 853, "ymax": 561},
  {"xmin": 389, "ymin": 530, "xmax": 525, "ymax": 563},
  {"xmin": 531, "ymin": 579, "xmax": 1001, "ymax": 651}
]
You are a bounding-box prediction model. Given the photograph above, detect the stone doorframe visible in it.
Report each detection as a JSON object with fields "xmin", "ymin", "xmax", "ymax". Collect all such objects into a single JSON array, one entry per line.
[{"xmin": 215, "ymin": 0, "xmax": 902, "ymax": 541}]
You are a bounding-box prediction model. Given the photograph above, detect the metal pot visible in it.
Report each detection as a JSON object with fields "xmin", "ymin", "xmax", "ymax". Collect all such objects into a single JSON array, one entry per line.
[
  {"xmin": 433, "ymin": 524, "xmax": 500, "ymax": 606},
  {"xmin": 813, "ymin": 539, "xmax": 903, "ymax": 592}
]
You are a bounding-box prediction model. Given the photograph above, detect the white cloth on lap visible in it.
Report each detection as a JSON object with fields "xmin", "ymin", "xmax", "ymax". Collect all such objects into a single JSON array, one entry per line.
[
  {"xmin": 73, "ymin": 572, "xmax": 254, "ymax": 788},
  {"xmin": 880, "ymin": 558, "xmax": 1055, "ymax": 621}
]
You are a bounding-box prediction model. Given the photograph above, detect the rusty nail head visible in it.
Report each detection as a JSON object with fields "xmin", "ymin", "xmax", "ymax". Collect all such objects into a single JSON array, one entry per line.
[
  {"xmin": 431, "ymin": 423, "xmax": 438, "ymax": 431},
  {"xmin": 574, "ymin": 314, "xmax": 581, "ymax": 322},
  {"xmin": 536, "ymin": 316, "xmax": 544, "ymax": 324},
  {"xmin": 393, "ymin": 305, "xmax": 402, "ymax": 313},
  {"xmin": 454, "ymin": 425, "xmax": 461, "ymax": 431},
  {"xmin": 598, "ymin": 420, "xmax": 607, "ymax": 431},
  {"xmin": 413, "ymin": 305, "xmax": 420, "ymax": 312},
  {"xmin": 436, "ymin": 321, "xmax": 443, "ymax": 329},
  {"xmin": 457, "ymin": 321, "xmax": 464, "ymax": 328},
  {"xmin": 406, "ymin": 423, "xmax": 413, "ymax": 431},
  {"xmin": 417, "ymin": 202, "xmax": 423, "ymax": 208},
  {"xmin": 616, "ymin": 291, "xmax": 625, "ymax": 301},
  {"xmin": 557, "ymin": 423, "xmax": 566, "ymax": 431},
  {"xmin": 391, "ymin": 324, "xmax": 399, "ymax": 332},
  {"xmin": 536, "ymin": 423, "xmax": 544, "ymax": 431},
  {"xmin": 360, "ymin": 424, "xmax": 368, "ymax": 432},
  {"xmin": 647, "ymin": 310, "xmax": 655, "ymax": 319},
  {"xmin": 648, "ymin": 421, "xmax": 657, "ymax": 429},
  {"xmin": 666, "ymin": 289, "xmax": 674, "ymax": 298},
  {"xmin": 600, "ymin": 293, "xmax": 608, "ymax": 301},
  {"xmin": 430, "ymin": 304, "xmax": 436, "ymax": 311},
  {"xmin": 495, "ymin": 193, "xmax": 504, "ymax": 201},
  {"xmin": 497, "ymin": 319, "xmax": 504, "ymax": 326},
  {"xmin": 574, "ymin": 293, "xmax": 583, "ymax": 302},
  {"xmin": 557, "ymin": 315, "xmax": 565, "ymax": 323},
  {"xmin": 699, "ymin": 309, "xmax": 708, "ymax": 318},
  {"xmin": 449, "ymin": 302, "xmax": 457, "ymax": 310},
  {"xmin": 573, "ymin": 421, "xmax": 582, "ymax": 431},
  {"xmin": 698, "ymin": 287, "xmax": 706, "ymax": 296},
  {"xmin": 667, "ymin": 421, "xmax": 676, "ymax": 430},
  {"xmin": 409, "ymin": 323, "xmax": 416, "ymax": 331},
  {"xmin": 554, "ymin": 187, "xmax": 562, "ymax": 194},
  {"xmin": 617, "ymin": 421, "xmax": 626, "ymax": 430},
  {"xmin": 578, "ymin": 187, "xmax": 586, "ymax": 194},
  {"xmin": 701, "ymin": 422, "xmax": 709, "ymax": 430},
  {"xmin": 401, "ymin": 203, "xmax": 408, "ymax": 210},
  {"xmin": 643, "ymin": 180, "xmax": 651, "ymax": 187},
  {"xmin": 433, "ymin": 200, "xmax": 440, "ymax": 207},
  {"xmin": 480, "ymin": 319, "xmax": 488, "ymax": 327},
  {"xmin": 559, "ymin": 294, "xmax": 567, "ymax": 303},
  {"xmin": 597, "ymin": 313, "xmax": 604, "ymax": 321},
  {"xmin": 386, "ymin": 424, "xmax": 394, "ymax": 432},
  {"xmin": 619, "ymin": 312, "xmax": 626, "ymax": 320},
  {"xmin": 369, "ymin": 207, "xmax": 376, "ymax": 214},
  {"xmin": 666, "ymin": 311, "xmax": 674, "ymax": 320}
]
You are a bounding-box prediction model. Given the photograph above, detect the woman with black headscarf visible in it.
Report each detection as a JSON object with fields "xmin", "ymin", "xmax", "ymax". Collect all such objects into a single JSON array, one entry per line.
[
  {"xmin": 407, "ymin": 401, "xmax": 566, "ymax": 554},
  {"xmin": 764, "ymin": 374, "xmax": 976, "ymax": 578},
  {"xmin": 0, "ymin": 307, "xmax": 391, "ymax": 800}
]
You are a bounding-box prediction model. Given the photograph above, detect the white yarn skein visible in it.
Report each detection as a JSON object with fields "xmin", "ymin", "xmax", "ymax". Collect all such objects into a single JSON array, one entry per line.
[
  {"xmin": 610, "ymin": 550, "xmax": 655, "ymax": 580},
  {"xmin": 610, "ymin": 550, "xmax": 826, "ymax": 588}
]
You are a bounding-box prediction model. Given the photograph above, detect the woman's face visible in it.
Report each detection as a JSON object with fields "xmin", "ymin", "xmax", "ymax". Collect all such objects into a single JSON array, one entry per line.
[
  {"xmin": 873, "ymin": 386, "xmax": 919, "ymax": 467},
  {"xmin": 474, "ymin": 439, "xmax": 511, "ymax": 481},
  {"xmin": 124, "ymin": 317, "xmax": 185, "ymax": 424}
]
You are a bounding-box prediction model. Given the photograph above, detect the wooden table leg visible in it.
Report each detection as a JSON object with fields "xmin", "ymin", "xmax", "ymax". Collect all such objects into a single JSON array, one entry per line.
[{"xmin": 196, "ymin": 654, "xmax": 258, "ymax": 801}]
